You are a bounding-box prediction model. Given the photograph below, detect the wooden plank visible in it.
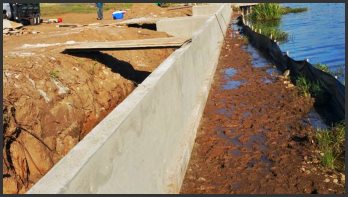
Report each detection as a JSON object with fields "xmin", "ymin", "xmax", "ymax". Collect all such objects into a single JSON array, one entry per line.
[{"xmin": 64, "ymin": 37, "xmax": 191, "ymax": 52}]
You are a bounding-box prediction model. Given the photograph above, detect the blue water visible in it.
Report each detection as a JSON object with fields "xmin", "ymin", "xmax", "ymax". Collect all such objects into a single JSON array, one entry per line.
[{"xmin": 278, "ymin": 3, "xmax": 345, "ymax": 82}]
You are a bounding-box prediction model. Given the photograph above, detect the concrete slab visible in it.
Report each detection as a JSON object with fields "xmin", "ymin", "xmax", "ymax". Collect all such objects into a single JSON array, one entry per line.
[
  {"xmin": 3, "ymin": 19, "xmax": 12, "ymax": 29},
  {"xmin": 3, "ymin": 19, "xmax": 23, "ymax": 29}
]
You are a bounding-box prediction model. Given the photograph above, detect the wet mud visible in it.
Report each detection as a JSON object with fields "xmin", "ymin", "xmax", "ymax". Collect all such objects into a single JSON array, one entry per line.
[{"xmin": 180, "ymin": 13, "xmax": 345, "ymax": 194}]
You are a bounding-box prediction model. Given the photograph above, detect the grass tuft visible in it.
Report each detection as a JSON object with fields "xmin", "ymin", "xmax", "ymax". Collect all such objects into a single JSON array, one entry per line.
[
  {"xmin": 241, "ymin": 36, "xmax": 249, "ymax": 45},
  {"xmin": 313, "ymin": 63, "xmax": 329, "ymax": 73},
  {"xmin": 295, "ymin": 75, "xmax": 311, "ymax": 98},
  {"xmin": 315, "ymin": 121, "xmax": 345, "ymax": 171},
  {"xmin": 49, "ymin": 69, "xmax": 60, "ymax": 81},
  {"xmin": 249, "ymin": 3, "xmax": 282, "ymax": 21},
  {"xmin": 281, "ymin": 6, "xmax": 308, "ymax": 14},
  {"xmin": 295, "ymin": 75, "xmax": 324, "ymax": 104}
]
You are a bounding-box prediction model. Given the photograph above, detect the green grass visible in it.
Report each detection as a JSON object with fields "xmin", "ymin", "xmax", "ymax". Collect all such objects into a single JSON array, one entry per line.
[
  {"xmin": 49, "ymin": 69, "xmax": 60, "ymax": 81},
  {"xmin": 295, "ymin": 75, "xmax": 324, "ymax": 101},
  {"xmin": 281, "ymin": 6, "xmax": 308, "ymax": 14},
  {"xmin": 40, "ymin": 3, "xmax": 133, "ymax": 17},
  {"xmin": 245, "ymin": 4, "xmax": 307, "ymax": 42},
  {"xmin": 249, "ymin": 3, "xmax": 282, "ymax": 21},
  {"xmin": 315, "ymin": 121, "xmax": 345, "ymax": 171},
  {"xmin": 313, "ymin": 63, "xmax": 330, "ymax": 73},
  {"xmin": 252, "ymin": 23, "xmax": 289, "ymax": 41},
  {"xmin": 78, "ymin": 60, "xmax": 85, "ymax": 66},
  {"xmin": 241, "ymin": 36, "xmax": 249, "ymax": 45},
  {"xmin": 295, "ymin": 76, "xmax": 311, "ymax": 98},
  {"xmin": 248, "ymin": 3, "xmax": 307, "ymax": 21}
]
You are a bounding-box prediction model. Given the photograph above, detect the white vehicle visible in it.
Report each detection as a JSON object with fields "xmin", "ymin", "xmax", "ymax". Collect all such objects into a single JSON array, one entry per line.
[{"xmin": 3, "ymin": 3, "xmax": 12, "ymax": 19}]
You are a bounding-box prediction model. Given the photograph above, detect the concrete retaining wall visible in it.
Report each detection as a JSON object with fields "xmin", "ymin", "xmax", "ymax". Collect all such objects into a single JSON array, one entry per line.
[
  {"xmin": 156, "ymin": 16, "xmax": 210, "ymax": 37},
  {"xmin": 27, "ymin": 4, "xmax": 232, "ymax": 194},
  {"xmin": 192, "ymin": 4, "xmax": 223, "ymax": 16}
]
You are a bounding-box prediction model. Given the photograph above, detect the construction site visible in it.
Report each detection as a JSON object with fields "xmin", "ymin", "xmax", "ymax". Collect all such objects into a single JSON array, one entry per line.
[{"xmin": 2, "ymin": 3, "xmax": 345, "ymax": 194}]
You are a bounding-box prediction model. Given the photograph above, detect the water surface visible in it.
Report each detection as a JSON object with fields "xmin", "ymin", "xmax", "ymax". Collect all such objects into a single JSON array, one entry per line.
[{"xmin": 279, "ymin": 3, "xmax": 345, "ymax": 82}]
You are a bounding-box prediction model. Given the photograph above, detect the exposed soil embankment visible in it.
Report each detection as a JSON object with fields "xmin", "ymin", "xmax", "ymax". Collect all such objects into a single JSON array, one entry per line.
[
  {"xmin": 124, "ymin": 3, "xmax": 192, "ymax": 19},
  {"xmin": 3, "ymin": 13, "xmax": 176, "ymax": 193},
  {"xmin": 180, "ymin": 13, "xmax": 345, "ymax": 194}
]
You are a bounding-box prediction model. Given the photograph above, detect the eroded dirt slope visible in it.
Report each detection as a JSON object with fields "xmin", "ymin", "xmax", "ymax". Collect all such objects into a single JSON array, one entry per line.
[{"xmin": 3, "ymin": 13, "xmax": 176, "ymax": 194}]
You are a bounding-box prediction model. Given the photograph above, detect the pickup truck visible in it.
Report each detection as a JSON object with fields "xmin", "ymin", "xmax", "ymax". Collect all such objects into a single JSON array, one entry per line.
[{"xmin": 3, "ymin": 3, "xmax": 41, "ymax": 25}]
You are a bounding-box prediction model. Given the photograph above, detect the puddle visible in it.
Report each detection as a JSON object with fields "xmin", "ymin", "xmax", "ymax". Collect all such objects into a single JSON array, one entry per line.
[
  {"xmin": 244, "ymin": 45, "xmax": 270, "ymax": 68},
  {"xmin": 261, "ymin": 155, "xmax": 272, "ymax": 164},
  {"xmin": 222, "ymin": 80, "xmax": 246, "ymax": 90},
  {"xmin": 228, "ymin": 134, "xmax": 243, "ymax": 146},
  {"xmin": 215, "ymin": 127, "xmax": 236, "ymax": 137},
  {"xmin": 215, "ymin": 108, "xmax": 234, "ymax": 117},
  {"xmin": 258, "ymin": 144, "xmax": 268, "ymax": 151},
  {"xmin": 231, "ymin": 149, "xmax": 241, "ymax": 156},
  {"xmin": 218, "ymin": 131, "xmax": 269, "ymax": 152},
  {"xmin": 265, "ymin": 67, "xmax": 279, "ymax": 76},
  {"xmin": 243, "ymin": 141, "xmax": 254, "ymax": 149},
  {"xmin": 224, "ymin": 68, "xmax": 237, "ymax": 78},
  {"xmin": 243, "ymin": 111, "xmax": 252, "ymax": 118},
  {"xmin": 259, "ymin": 76, "xmax": 273, "ymax": 84},
  {"xmin": 216, "ymin": 108, "xmax": 227, "ymax": 114},
  {"xmin": 222, "ymin": 68, "xmax": 245, "ymax": 90},
  {"xmin": 300, "ymin": 108, "xmax": 329, "ymax": 130},
  {"xmin": 247, "ymin": 159, "xmax": 258, "ymax": 168}
]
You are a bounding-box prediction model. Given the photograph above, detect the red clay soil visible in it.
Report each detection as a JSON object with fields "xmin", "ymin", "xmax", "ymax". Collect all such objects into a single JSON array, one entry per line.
[
  {"xmin": 180, "ymin": 13, "xmax": 345, "ymax": 194},
  {"xmin": 3, "ymin": 11, "xmax": 176, "ymax": 194},
  {"xmin": 124, "ymin": 3, "xmax": 192, "ymax": 19}
]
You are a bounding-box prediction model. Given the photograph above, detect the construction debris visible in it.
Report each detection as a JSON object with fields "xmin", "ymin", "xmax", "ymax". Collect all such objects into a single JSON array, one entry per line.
[
  {"xmin": 3, "ymin": 19, "xmax": 23, "ymax": 29},
  {"xmin": 3, "ymin": 19, "xmax": 42, "ymax": 36},
  {"xmin": 3, "ymin": 19, "xmax": 34, "ymax": 36}
]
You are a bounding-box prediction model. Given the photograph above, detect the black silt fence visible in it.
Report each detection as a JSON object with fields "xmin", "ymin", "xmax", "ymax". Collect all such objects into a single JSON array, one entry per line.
[{"xmin": 238, "ymin": 16, "xmax": 345, "ymax": 123}]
